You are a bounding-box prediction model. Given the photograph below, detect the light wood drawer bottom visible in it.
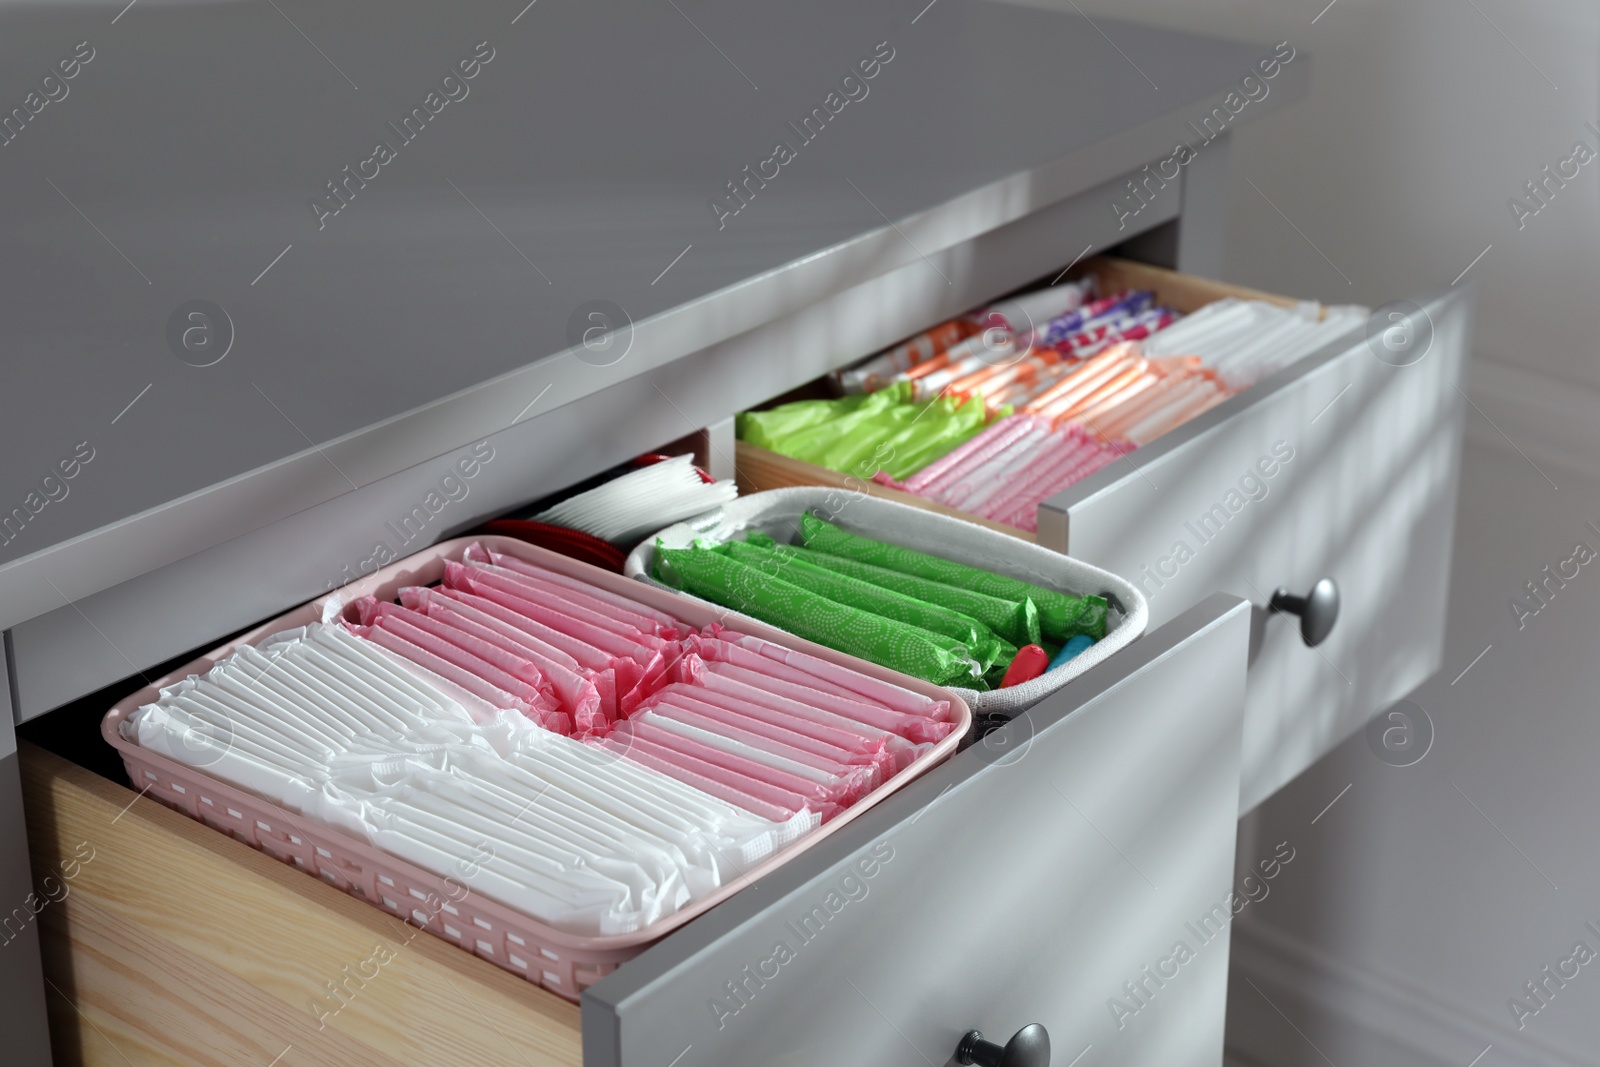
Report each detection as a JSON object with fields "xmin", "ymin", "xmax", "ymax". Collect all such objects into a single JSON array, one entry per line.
[{"xmin": 22, "ymin": 743, "xmax": 581, "ymax": 1067}]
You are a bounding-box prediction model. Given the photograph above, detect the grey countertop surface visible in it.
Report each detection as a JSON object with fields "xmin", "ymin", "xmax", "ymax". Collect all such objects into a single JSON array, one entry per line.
[{"xmin": 0, "ymin": 0, "xmax": 1304, "ymax": 629}]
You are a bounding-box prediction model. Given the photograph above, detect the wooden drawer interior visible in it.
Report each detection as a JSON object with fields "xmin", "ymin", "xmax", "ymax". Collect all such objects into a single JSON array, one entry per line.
[{"xmin": 21, "ymin": 742, "xmax": 581, "ymax": 1067}]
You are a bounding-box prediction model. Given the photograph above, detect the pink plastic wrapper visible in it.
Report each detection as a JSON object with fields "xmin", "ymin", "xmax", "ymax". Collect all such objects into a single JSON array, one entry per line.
[
  {"xmin": 904, "ymin": 415, "xmax": 1029, "ymax": 494},
  {"xmin": 364, "ymin": 612, "xmax": 555, "ymax": 710},
  {"xmin": 615, "ymin": 719, "xmax": 862, "ymax": 811},
  {"xmin": 636, "ymin": 686, "xmax": 892, "ymax": 779},
  {"xmin": 603, "ymin": 732, "xmax": 833, "ymax": 821},
  {"xmin": 703, "ymin": 662, "xmax": 955, "ymax": 745},
  {"xmin": 696, "ymin": 672, "xmax": 927, "ymax": 772},
  {"xmin": 346, "ymin": 620, "xmax": 573, "ymax": 735},
  {"xmin": 478, "ymin": 546, "xmax": 683, "ymax": 638},
  {"xmin": 924, "ymin": 420, "xmax": 1055, "ymax": 506},
  {"xmin": 418, "ymin": 588, "xmax": 621, "ymax": 724},
  {"xmin": 452, "ymin": 562, "xmax": 672, "ymax": 655},
  {"xmin": 971, "ymin": 431, "xmax": 1096, "ymax": 521},
  {"xmin": 958, "ymin": 428, "xmax": 1084, "ymax": 517},
  {"xmin": 392, "ymin": 591, "xmax": 608, "ymax": 734},
  {"xmin": 465, "ymin": 548, "xmax": 678, "ymax": 644},
  {"xmin": 443, "ymin": 566, "xmax": 658, "ymax": 694},
  {"xmin": 354, "ymin": 614, "xmax": 572, "ymax": 735},
  {"xmin": 668, "ymin": 652, "xmax": 707, "ymax": 687},
  {"xmin": 643, "ymin": 698, "xmax": 883, "ymax": 788},
  {"xmin": 641, "ymin": 683, "xmax": 899, "ymax": 780},
  {"xmin": 685, "ymin": 634, "xmax": 880, "ymax": 706},
  {"xmin": 710, "ymin": 631, "xmax": 954, "ymax": 722},
  {"xmin": 988, "ymin": 452, "xmax": 1097, "ymax": 529}
]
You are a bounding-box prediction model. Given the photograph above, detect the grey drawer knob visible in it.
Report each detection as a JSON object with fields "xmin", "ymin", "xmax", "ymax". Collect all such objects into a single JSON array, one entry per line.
[
  {"xmin": 957, "ymin": 1023, "xmax": 1050, "ymax": 1067},
  {"xmin": 1270, "ymin": 578, "xmax": 1340, "ymax": 647}
]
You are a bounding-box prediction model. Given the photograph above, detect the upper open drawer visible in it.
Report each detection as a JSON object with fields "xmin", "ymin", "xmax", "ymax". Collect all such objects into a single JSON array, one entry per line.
[
  {"xmin": 731, "ymin": 256, "xmax": 1470, "ymax": 813},
  {"xmin": 1038, "ymin": 273, "xmax": 1469, "ymax": 811}
]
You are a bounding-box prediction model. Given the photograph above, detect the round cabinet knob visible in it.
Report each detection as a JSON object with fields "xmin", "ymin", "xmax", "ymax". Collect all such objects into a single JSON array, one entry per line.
[
  {"xmin": 1269, "ymin": 578, "xmax": 1340, "ymax": 647},
  {"xmin": 956, "ymin": 1023, "xmax": 1050, "ymax": 1067}
]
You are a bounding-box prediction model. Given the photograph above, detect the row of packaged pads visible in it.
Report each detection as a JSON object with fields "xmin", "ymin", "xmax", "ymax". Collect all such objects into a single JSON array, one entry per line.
[
  {"xmin": 127, "ymin": 544, "xmax": 956, "ymax": 935},
  {"xmin": 744, "ymin": 274, "xmax": 1364, "ymax": 532}
]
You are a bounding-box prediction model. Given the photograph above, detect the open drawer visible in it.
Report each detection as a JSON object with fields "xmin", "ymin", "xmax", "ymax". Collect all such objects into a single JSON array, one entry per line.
[
  {"xmin": 736, "ymin": 258, "xmax": 1469, "ymax": 813},
  {"xmin": 28, "ymin": 596, "xmax": 1249, "ymax": 1066},
  {"xmin": 1034, "ymin": 264, "xmax": 1469, "ymax": 812}
]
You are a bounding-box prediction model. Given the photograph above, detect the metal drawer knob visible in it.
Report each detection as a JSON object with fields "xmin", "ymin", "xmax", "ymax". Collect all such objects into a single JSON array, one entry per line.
[
  {"xmin": 956, "ymin": 1023, "xmax": 1050, "ymax": 1067},
  {"xmin": 1269, "ymin": 578, "xmax": 1340, "ymax": 647}
]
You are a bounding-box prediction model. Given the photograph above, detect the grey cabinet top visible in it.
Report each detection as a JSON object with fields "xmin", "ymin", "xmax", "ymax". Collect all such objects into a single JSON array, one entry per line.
[{"xmin": 0, "ymin": 0, "xmax": 1303, "ymax": 628}]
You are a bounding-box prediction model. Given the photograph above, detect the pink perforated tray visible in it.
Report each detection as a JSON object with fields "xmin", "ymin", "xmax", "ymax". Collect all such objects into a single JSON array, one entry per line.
[{"xmin": 102, "ymin": 536, "xmax": 969, "ymax": 1001}]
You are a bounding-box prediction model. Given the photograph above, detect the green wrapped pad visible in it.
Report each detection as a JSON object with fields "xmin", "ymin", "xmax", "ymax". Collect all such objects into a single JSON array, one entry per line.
[
  {"xmin": 799, "ymin": 513, "xmax": 1108, "ymax": 643},
  {"xmin": 724, "ymin": 537, "xmax": 1017, "ymax": 673},
  {"xmin": 748, "ymin": 534, "xmax": 1042, "ymax": 648},
  {"xmin": 736, "ymin": 381, "xmax": 1001, "ymax": 481},
  {"xmin": 651, "ymin": 543, "xmax": 984, "ymax": 688}
]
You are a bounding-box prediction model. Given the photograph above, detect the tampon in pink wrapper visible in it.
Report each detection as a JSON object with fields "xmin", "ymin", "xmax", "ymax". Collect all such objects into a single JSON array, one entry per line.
[
  {"xmin": 603, "ymin": 737, "xmax": 805, "ymax": 823},
  {"xmin": 478, "ymin": 545, "xmax": 683, "ymax": 637},
  {"xmin": 1004, "ymin": 446, "xmax": 1120, "ymax": 532},
  {"xmin": 356, "ymin": 614, "xmax": 571, "ymax": 734},
  {"xmin": 637, "ymin": 685, "xmax": 890, "ymax": 773},
  {"xmin": 606, "ymin": 731, "xmax": 835, "ymax": 821},
  {"xmin": 443, "ymin": 566, "xmax": 655, "ymax": 693},
  {"xmin": 396, "ymin": 588, "xmax": 607, "ymax": 732},
  {"xmin": 701, "ymin": 661, "xmax": 955, "ymax": 744},
  {"xmin": 684, "ymin": 633, "xmax": 888, "ymax": 707},
  {"xmin": 635, "ymin": 711, "xmax": 880, "ymax": 806},
  {"xmin": 646, "ymin": 682, "xmax": 901, "ymax": 780},
  {"xmin": 346, "ymin": 620, "xmax": 573, "ymax": 734},
  {"xmin": 972, "ymin": 427, "xmax": 1102, "ymax": 520},
  {"xmin": 696, "ymin": 672, "xmax": 925, "ymax": 772},
  {"xmin": 708, "ymin": 630, "xmax": 953, "ymax": 722},
  {"xmin": 903, "ymin": 415, "xmax": 1029, "ymax": 494},
  {"xmin": 418, "ymin": 588, "xmax": 622, "ymax": 724},
  {"xmin": 453, "ymin": 562, "xmax": 673, "ymax": 656},
  {"xmin": 957, "ymin": 426, "xmax": 1085, "ymax": 516},
  {"xmin": 929, "ymin": 419, "xmax": 1057, "ymax": 505},
  {"xmin": 466, "ymin": 547, "xmax": 679, "ymax": 641},
  {"xmin": 642, "ymin": 699, "xmax": 883, "ymax": 786},
  {"xmin": 614, "ymin": 719, "xmax": 860, "ymax": 811}
]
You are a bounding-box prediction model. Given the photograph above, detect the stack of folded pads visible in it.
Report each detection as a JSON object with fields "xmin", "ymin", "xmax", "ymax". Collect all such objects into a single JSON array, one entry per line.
[
  {"xmin": 127, "ymin": 542, "xmax": 957, "ymax": 936},
  {"xmin": 652, "ymin": 513, "xmax": 1108, "ymax": 691},
  {"xmin": 741, "ymin": 272, "xmax": 1364, "ymax": 532}
]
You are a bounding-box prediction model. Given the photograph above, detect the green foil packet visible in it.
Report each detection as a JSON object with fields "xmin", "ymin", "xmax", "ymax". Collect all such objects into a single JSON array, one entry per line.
[
  {"xmin": 652, "ymin": 542, "xmax": 985, "ymax": 688},
  {"xmin": 799, "ymin": 513, "xmax": 1108, "ymax": 643},
  {"xmin": 736, "ymin": 381, "xmax": 1001, "ymax": 481}
]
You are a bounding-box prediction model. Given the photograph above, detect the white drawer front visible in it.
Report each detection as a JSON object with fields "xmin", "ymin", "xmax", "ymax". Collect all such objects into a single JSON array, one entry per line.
[
  {"xmin": 1041, "ymin": 287, "xmax": 1469, "ymax": 812},
  {"xmin": 583, "ymin": 595, "xmax": 1250, "ymax": 1067}
]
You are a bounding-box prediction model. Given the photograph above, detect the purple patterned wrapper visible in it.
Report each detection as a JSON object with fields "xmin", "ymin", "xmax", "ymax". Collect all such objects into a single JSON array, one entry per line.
[{"xmin": 1028, "ymin": 290, "xmax": 1154, "ymax": 347}]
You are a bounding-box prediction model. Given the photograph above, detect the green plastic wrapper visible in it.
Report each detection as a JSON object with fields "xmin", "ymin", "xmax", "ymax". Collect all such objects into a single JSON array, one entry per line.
[
  {"xmin": 750, "ymin": 537, "xmax": 1042, "ymax": 648},
  {"xmin": 736, "ymin": 381, "xmax": 1002, "ymax": 481},
  {"xmin": 651, "ymin": 543, "xmax": 985, "ymax": 688},
  {"xmin": 800, "ymin": 513, "xmax": 1109, "ymax": 643},
  {"xmin": 725, "ymin": 537, "xmax": 1018, "ymax": 674}
]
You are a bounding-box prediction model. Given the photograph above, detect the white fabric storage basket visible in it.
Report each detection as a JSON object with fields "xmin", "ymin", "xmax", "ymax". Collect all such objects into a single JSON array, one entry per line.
[{"xmin": 624, "ymin": 488, "xmax": 1148, "ymax": 716}]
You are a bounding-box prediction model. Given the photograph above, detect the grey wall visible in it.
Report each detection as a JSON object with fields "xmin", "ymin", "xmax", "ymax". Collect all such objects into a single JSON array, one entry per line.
[{"xmin": 996, "ymin": 0, "xmax": 1600, "ymax": 1060}]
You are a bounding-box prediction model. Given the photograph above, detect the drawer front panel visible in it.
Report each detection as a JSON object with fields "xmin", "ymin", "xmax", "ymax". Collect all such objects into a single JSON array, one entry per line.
[
  {"xmin": 7, "ymin": 163, "xmax": 1177, "ymax": 722},
  {"xmin": 584, "ymin": 595, "xmax": 1250, "ymax": 1067},
  {"xmin": 1040, "ymin": 287, "xmax": 1469, "ymax": 812}
]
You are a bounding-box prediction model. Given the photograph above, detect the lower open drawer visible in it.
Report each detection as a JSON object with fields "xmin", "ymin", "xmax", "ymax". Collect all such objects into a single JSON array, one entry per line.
[{"xmin": 30, "ymin": 596, "xmax": 1249, "ymax": 1067}]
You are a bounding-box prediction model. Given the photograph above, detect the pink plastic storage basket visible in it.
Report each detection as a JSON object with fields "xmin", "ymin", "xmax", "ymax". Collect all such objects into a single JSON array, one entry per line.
[{"xmin": 102, "ymin": 536, "xmax": 969, "ymax": 1001}]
